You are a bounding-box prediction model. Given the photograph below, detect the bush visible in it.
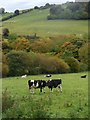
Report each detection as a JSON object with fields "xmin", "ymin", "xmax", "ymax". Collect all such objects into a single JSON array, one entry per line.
[
  {"xmin": 36, "ymin": 54, "xmax": 70, "ymax": 74},
  {"xmin": 13, "ymin": 37, "xmax": 30, "ymax": 52},
  {"xmin": 2, "ymin": 54, "xmax": 9, "ymax": 77},
  {"xmin": 79, "ymin": 62, "xmax": 88, "ymax": 72},
  {"xmin": 2, "ymin": 28, "xmax": 9, "ymax": 38},
  {"xmin": 2, "ymin": 89, "xmax": 15, "ymax": 113},
  {"xmin": 8, "ymin": 33, "xmax": 18, "ymax": 41},
  {"xmin": 65, "ymin": 57, "xmax": 80, "ymax": 73},
  {"xmin": 3, "ymin": 95, "xmax": 51, "ymax": 118},
  {"xmin": 2, "ymin": 64, "xmax": 9, "ymax": 77}
]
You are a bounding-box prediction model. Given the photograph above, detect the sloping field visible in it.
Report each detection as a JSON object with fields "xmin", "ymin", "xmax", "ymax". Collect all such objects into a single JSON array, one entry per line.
[
  {"xmin": 3, "ymin": 9, "xmax": 88, "ymax": 37},
  {"xmin": 2, "ymin": 72, "xmax": 88, "ymax": 118}
]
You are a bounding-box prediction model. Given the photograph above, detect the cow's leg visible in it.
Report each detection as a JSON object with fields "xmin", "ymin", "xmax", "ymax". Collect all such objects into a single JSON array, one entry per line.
[
  {"xmin": 50, "ymin": 87, "xmax": 53, "ymax": 92},
  {"xmin": 40, "ymin": 87, "xmax": 42, "ymax": 93},
  {"xmin": 30, "ymin": 87, "xmax": 34, "ymax": 94},
  {"xmin": 29, "ymin": 87, "xmax": 32, "ymax": 93},
  {"xmin": 58, "ymin": 84, "xmax": 62, "ymax": 93},
  {"xmin": 43, "ymin": 87, "xmax": 46, "ymax": 93}
]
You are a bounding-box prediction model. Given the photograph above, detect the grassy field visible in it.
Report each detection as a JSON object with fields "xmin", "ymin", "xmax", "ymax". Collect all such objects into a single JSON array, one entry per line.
[
  {"xmin": 2, "ymin": 9, "xmax": 88, "ymax": 37},
  {"xmin": 2, "ymin": 72, "xmax": 88, "ymax": 118}
]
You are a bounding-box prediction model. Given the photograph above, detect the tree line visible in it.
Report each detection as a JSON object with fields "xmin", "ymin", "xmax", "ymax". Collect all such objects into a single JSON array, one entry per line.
[
  {"xmin": 1, "ymin": 28, "xmax": 89, "ymax": 77},
  {"xmin": 0, "ymin": 3, "xmax": 53, "ymax": 22},
  {"xmin": 47, "ymin": 2, "xmax": 90, "ymax": 20}
]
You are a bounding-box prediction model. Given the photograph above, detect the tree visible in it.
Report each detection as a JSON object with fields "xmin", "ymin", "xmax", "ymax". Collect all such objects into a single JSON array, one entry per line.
[
  {"xmin": 3, "ymin": 28, "xmax": 9, "ymax": 37},
  {"xmin": 14, "ymin": 10, "xmax": 19, "ymax": 15},
  {"xmin": 0, "ymin": 8, "xmax": 5, "ymax": 14},
  {"xmin": 34, "ymin": 6, "xmax": 39, "ymax": 9},
  {"xmin": 48, "ymin": 2, "xmax": 89, "ymax": 20},
  {"xmin": 7, "ymin": 50, "xmax": 32, "ymax": 76}
]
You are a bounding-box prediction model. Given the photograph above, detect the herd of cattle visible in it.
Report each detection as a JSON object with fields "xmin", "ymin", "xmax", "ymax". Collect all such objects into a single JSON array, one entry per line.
[
  {"xmin": 27, "ymin": 74, "xmax": 87, "ymax": 93},
  {"xmin": 28, "ymin": 78, "xmax": 62, "ymax": 93}
]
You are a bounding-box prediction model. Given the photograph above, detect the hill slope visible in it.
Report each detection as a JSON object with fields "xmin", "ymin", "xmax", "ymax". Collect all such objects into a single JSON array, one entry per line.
[{"xmin": 3, "ymin": 9, "xmax": 88, "ymax": 37}]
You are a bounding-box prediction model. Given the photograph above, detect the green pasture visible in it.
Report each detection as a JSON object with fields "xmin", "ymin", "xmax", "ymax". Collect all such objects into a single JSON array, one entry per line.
[
  {"xmin": 2, "ymin": 9, "xmax": 88, "ymax": 37},
  {"xmin": 2, "ymin": 13, "xmax": 13, "ymax": 19},
  {"xmin": 2, "ymin": 72, "xmax": 88, "ymax": 118}
]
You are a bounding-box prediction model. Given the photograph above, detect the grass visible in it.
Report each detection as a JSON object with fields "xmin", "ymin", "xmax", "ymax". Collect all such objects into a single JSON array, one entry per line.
[
  {"xmin": 2, "ymin": 9, "xmax": 88, "ymax": 37},
  {"xmin": 2, "ymin": 13, "xmax": 13, "ymax": 19},
  {"xmin": 2, "ymin": 72, "xmax": 88, "ymax": 118}
]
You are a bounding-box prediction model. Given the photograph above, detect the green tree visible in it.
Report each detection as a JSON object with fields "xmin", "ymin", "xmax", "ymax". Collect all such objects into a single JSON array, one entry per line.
[
  {"xmin": 14, "ymin": 10, "xmax": 19, "ymax": 15},
  {"xmin": 0, "ymin": 8, "xmax": 5, "ymax": 14},
  {"xmin": 7, "ymin": 51, "xmax": 31, "ymax": 76}
]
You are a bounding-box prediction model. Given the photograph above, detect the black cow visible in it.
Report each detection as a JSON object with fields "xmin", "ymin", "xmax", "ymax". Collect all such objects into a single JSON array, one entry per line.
[
  {"xmin": 45, "ymin": 74, "xmax": 52, "ymax": 77},
  {"xmin": 47, "ymin": 79, "xmax": 62, "ymax": 93},
  {"xmin": 28, "ymin": 80, "xmax": 46, "ymax": 93},
  {"xmin": 81, "ymin": 75, "xmax": 87, "ymax": 78}
]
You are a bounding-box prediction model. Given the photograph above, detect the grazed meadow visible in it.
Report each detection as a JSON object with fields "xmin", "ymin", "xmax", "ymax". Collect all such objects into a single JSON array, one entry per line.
[
  {"xmin": 1, "ymin": 5, "xmax": 89, "ymax": 119},
  {"xmin": 3, "ymin": 9, "xmax": 88, "ymax": 37},
  {"xmin": 2, "ymin": 72, "xmax": 88, "ymax": 118}
]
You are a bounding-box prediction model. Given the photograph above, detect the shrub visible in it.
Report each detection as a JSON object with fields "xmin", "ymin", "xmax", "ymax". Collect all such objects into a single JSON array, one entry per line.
[
  {"xmin": 2, "ymin": 28, "xmax": 9, "ymax": 38},
  {"xmin": 79, "ymin": 43, "xmax": 88, "ymax": 64},
  {"xmin": 2, "ymin": 89, "xmax": 15, "ymax": 113},
  {"xmin": 79, "ymin": 62, "xmax": 88, "ymax": 72},
  {"xmin": 2, "ymin": 64, "xmax": 9, "ymax": 77},
  {"xmin": 36, "ymin": 54, "xmax": 70, "ymax": 74},
  {"xmin": 65, "ymin": 57, "xmax": 80, "ymax": 73},
  {"xmin": 2, "ymin": 54, "xmax": 9, "ymax": 77},
  {"xmin": 3, "ymin": 95, "xmax": 51, "ymax": 118},
  {"xmin": 8, "ymin": 33, "xmax": 18, "ymax": 41},
  {"xmin": 2, "ymin": 39, "xmax": 12, "ymax": 54},
  {"xmin": 13, "ymin": 37, "xmax": 30, "ymax": 52}
]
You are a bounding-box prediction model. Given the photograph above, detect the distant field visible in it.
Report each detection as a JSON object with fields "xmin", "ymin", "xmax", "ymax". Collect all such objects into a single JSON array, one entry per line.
[
  {"xmin": 2, "ymin": 72, "xmax": 88, "ymax": 118},
  {"xmin": 2, "ymin": 9, "xmax": 88, "ymax": 37}
]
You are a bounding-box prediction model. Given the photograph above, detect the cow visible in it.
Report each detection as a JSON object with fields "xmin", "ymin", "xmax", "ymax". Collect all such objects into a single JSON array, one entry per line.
[
  {"xmin": 21, "ymin": 74, "xmax": 27, "ymax": 78},
  {"xmin": 44, "ymin": 74, "xmax": 52, "ymax": 77},
  {"xmin": 28, "ymin": 80, "xmax": 46, "ymax": 93},
  {"xmin": 46, "ymin": 79, "xmax": 62, "ymax": 93},
  {"xmin": 81, "ymin": 75, "xmax": 87, "ymax": 78}
]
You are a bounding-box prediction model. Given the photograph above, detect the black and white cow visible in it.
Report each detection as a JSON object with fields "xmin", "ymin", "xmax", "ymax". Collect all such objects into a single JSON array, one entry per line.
[
  {"xmin": 81, "ymin": 75, "xmax": 87, "ymax": 78},
  {"xmin": 28, "ymin": 80, "xmax": 46, "ymax": 93},
  {"xmin": 47, "ymin": 79, "xmax": 62, "ymax": 93},
  {"xmin": 45, "ymin": 74, "xmax": 52, "ymax": 77}
]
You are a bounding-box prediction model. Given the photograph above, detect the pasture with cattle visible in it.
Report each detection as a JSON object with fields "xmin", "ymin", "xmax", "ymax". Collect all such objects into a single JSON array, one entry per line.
[
  {"xmin": 1, "ymin": 1, "xmax": 89, "ymax": 119},
  {"xmin": 2, "ymin": 72, "xmax": 88, "ymax": 118}
]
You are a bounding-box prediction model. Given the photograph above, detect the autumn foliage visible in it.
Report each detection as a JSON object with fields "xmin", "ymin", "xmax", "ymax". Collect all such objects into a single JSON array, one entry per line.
[{"xmin": 2, "ymin": 33, "xmax": 89, "ymax": 77}]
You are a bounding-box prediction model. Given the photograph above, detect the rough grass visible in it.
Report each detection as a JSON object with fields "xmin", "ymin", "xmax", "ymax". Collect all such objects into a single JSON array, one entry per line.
[
  {"xmin": 2, "ymin": 9, "xmax": 88, "ymax": 37},
  {"xmin": 2, "ymin": 72, "xmax": 88, "ymax": 118}
]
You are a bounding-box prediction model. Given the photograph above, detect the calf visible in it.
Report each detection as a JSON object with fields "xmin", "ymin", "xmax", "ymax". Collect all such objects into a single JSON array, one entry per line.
[
  {"xmin": 28, "ymin": 80, "xmax": 46, "ymax": 93},
  {"xmin": 21, "ymin": 74, "xmax": 27, "ymax": 78},
  {"xmin": 45, "ymin": 74, "xmax": 52, "ymax": 77},
  {"xmin": 81, "ymin": 75, "xmax": 87, "ymax": 78},
  {"xmin": 47, "ymin": 79, "xmax": 62, "ymax": 93}
]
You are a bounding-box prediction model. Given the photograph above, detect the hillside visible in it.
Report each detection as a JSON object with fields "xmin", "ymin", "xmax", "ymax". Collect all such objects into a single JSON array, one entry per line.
[{"xmin": 2, "ymin": 9, "xmax": 88, "ymax": 37}]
